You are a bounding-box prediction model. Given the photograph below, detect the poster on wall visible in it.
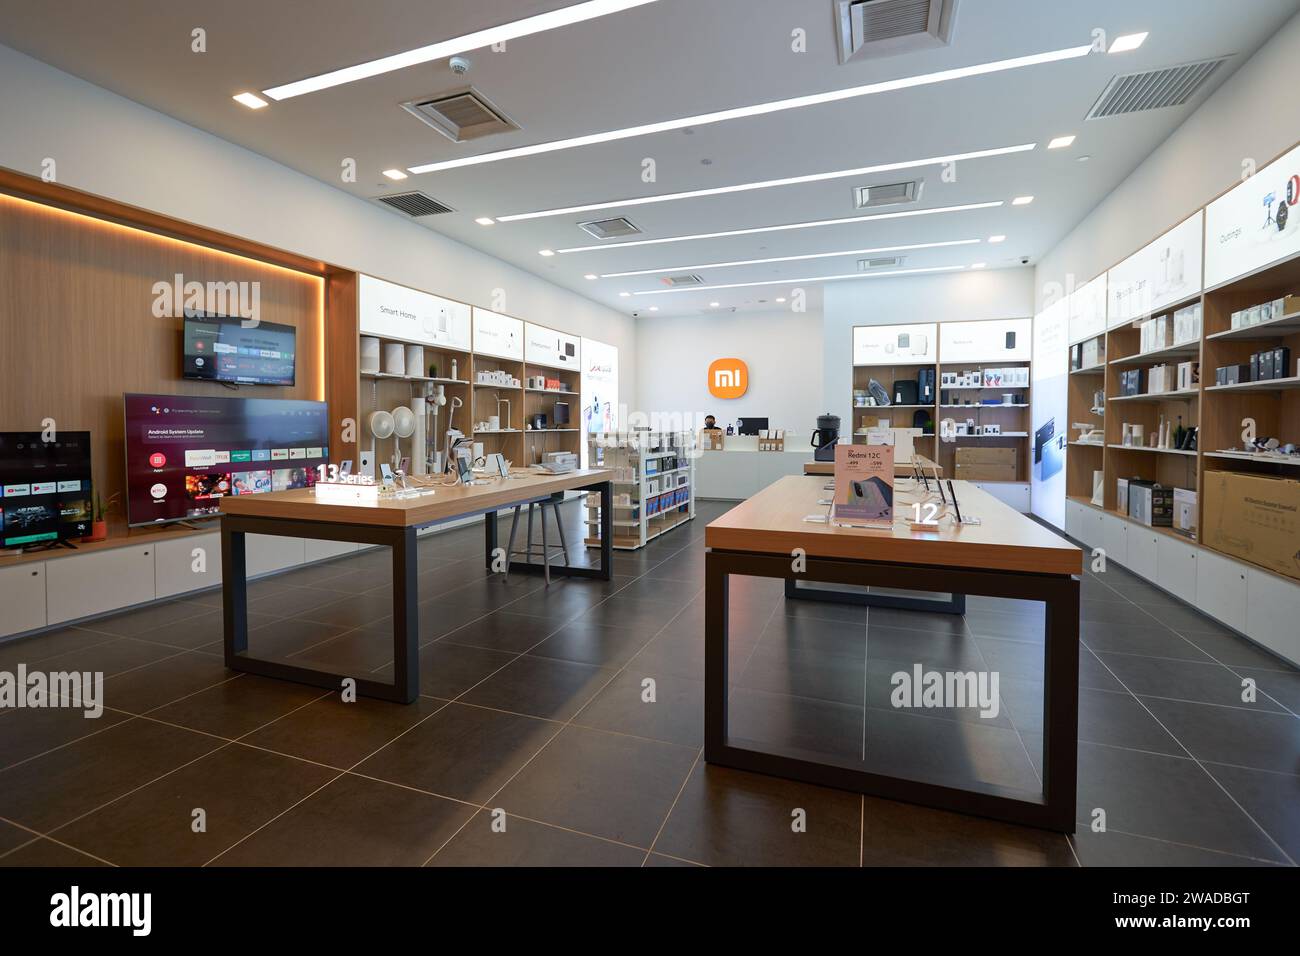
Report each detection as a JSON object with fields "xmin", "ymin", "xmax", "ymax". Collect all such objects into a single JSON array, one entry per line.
[
  {"xmin": 580, "ymin": 337, "xmax": 619, "ymax": 466},
  {"xmin": 1107, "ymin": 211, "xmax": 1203, "ymax": 327},
  {"xmin": 1031, "ymin": 297, "xmax": 1070, "ymax": 530},
  {"xmin": 852, "ymin": 323, "xmax": 937, "ymax": 365},
  {"xmin": 472, "ymin": 308, "xmax": 523, "ymax": 360},
  {"xmin": 524, "ymin": 321, "xmax": 580, "ymax": 370},
  {"xmin": 938, "ymin": 318, "xmax": 1032, "ymax": 363},
  {"xmin": 1205, "ymin": 142, "xmax": 1300, "ymax": 288},
  {"xmin": 357, "ymin": 274, "xmax": 471, "ymax": 350},
  {"xmin": 1068, "ymin": 274, "xmax": 1107, "ymax": 344}
]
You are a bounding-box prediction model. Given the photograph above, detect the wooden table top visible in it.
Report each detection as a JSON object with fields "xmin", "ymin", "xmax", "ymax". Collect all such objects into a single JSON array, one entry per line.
[
  {"xmin": 803, "ymin": 460, "xmax": 943, "ymax": 477},
  {"xmin": 220, "ymin": 468, "xmax": 611, "ymax": 529},
  {"xmin": 706, "ymin": 476, "xmax": 1080, "ymax": 576}
]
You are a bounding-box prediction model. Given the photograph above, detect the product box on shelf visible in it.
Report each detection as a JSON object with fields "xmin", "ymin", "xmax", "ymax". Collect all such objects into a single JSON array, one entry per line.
[
  {"xmin": 954, "ymin": 446, "xmax": 1016, "ymax": 481},
  {"xmin": 1120, "ymin": 368, "xmax": 1145, "ymax": 396},
  {"xmin": 1215, "ymin": 364, "xmax": 1251, "ymax": 386},
  {"xmin": 1128, "ymin": 480, "xmax": 1173, "ymax": 527},
  {"xmin": 954, "ymin": 462, "xmax": 1017, "ymax": 482},
  {"xmin": 1176, "ymin": 361, "xmax": 1200, "ymax": 391},
  {"xmin": 1116, "ymin": 477, "xmax": 1130, "ymax": 516},
  {"xmin": 1173, "ymin": 488, "xmax": 1197, "ymax": 539},
  {"xmin": 1147, "ymin": 365, "xmax": 1172, "ymax": 394},
  {"xmin": 1202, "ymin": 471, "xmax": 1300, "ymax": 581},
  {"xmin": 1173, "ymin": 303, "xmax": 1202, "ymax": 345},
  {"xmin": 1139, "ymin": 316, "xmax": 1171, "ymax": 354},
  {"xmin": 1081, "ymin": 338, "xmax": 1102, "ymax": 369},
  {"xmin": 1273, "ymin": 347, "xmax": 1292, "ymax": 380}
]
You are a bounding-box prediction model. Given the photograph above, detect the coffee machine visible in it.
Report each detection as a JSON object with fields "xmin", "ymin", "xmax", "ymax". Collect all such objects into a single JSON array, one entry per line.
[{"xmin": 810, "ymin": 413, "xmax": 841, "ymax": 462}]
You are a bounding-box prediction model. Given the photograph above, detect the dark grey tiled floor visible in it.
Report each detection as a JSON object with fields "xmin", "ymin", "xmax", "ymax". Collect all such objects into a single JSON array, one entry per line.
[{"xmin": 0, "ymin": 499, "xmax": 1295, "ymax": 867}]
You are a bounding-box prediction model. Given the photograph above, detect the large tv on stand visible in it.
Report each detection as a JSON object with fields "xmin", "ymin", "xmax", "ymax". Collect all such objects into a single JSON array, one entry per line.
[
  {"xmin": 0, "ymin": 431, "xmax": 93, "ymax": 550},
  {"xmin": 123, "ymin": 394, "xmax": 328, "ymax": 527}
]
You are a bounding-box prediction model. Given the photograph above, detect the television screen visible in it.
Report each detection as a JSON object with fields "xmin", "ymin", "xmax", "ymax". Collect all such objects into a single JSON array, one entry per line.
[
  {"xmin": 183, "ymin": 313, "xmax": 297, "ymax": 386},
  {"xmin": 0, "ymin": 432, "xmax": 93, "ymax": 549},
  {"xmin": 123, "ymin": 394, "xmax": 328, "ymax": 526}
]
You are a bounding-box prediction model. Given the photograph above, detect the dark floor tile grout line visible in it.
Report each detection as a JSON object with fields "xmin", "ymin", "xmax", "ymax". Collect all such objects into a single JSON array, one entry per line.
[
  {"xmin": 963, "ymin": 610, "xmax": 1043, "ymax": 790},
  {"xmin": 0, "ymin": 813, "xmax": 118, "ymax": 867},
  {"xmin": 1081, "ymin": 644, "xmax": 1296, "ymax": 866},
  {"xmin": 1070, "ymin": 824, "xmax": 1292, "ymax": 867},
  {"xmin": 641, "ymin": 748, "xmax": 704, "ymax": 866}
]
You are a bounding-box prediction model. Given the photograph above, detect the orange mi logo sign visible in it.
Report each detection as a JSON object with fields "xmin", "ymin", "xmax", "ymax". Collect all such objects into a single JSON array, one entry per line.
[{"xmin": 708, "ymin": 357, "xmax": 748, "ymax": 399}]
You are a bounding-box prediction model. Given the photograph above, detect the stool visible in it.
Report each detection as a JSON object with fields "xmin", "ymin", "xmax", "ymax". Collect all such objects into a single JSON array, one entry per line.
[{"xmin": 504, "ymin": 493, "xmax": 570, "ymax": 585}]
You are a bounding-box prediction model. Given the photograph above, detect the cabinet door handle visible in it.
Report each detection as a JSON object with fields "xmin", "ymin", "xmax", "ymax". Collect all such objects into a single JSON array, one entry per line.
[{"xmin": 31, "ymin": 570, "xmax": 39, "ymax": 576}]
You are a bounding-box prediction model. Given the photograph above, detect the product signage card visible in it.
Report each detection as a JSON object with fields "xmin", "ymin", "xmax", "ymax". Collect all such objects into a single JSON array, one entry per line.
[
  {"xmin": 1205, "ymin": 142, "xmax": 1300, "ymax": 288},
  {"xmin": 833, "ymin": 443, "xmax": 894, "ymax": 525},
  {"xmin": 472, "ymin": 308, "xmax": 524, "ymax": 360},
  {"xmin": 1107, "ymin": 211, "xmax": 1203, "ymax": 327},
  {"xmin": 852, "ymin": 323, "xmax": 937, "ymax": 365},
  {"xmin": 938, "ymin": 318, "xmax": 1032, "ymax": 363},
  {"xmin": 1067, "ymin": 273, "xmax": 1107, "ymax": 344},
  {"xmin": 357, "ymin": 274, "xmax": 471, "ymax": 351},
  {"xmin": 524, "ymin": 321, "xmax": 580, "ymax": 370}
]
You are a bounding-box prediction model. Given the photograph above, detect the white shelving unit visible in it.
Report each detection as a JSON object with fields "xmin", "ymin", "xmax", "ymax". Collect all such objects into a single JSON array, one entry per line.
[{"xmin": 584, "ymin": 431, "xmax": 696, "ymax": 550}]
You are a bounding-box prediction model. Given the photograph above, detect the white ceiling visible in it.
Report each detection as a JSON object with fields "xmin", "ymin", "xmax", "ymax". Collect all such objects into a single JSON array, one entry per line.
[{"xmin": 2, "ymin": 0, "xmax": 1297, "ymax": 317}]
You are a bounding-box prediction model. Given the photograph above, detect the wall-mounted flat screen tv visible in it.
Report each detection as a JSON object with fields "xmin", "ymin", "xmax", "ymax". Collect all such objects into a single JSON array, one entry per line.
[
  {"xmin": 183, "ymin": 312, "xmax": 297, "ymax": 386},
  {"xmin": 0, "ymin": 431, "xmax": 93, "ymax": 549},
  {"xmin": 123, "ymin": 394, "xmax": 328, "ymax": 527}
]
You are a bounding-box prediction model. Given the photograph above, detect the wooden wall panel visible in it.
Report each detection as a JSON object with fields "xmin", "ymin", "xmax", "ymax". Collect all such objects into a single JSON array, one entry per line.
[{"xmin": 0, "ymin": 192, "xmax": 325, "ymax": 525}]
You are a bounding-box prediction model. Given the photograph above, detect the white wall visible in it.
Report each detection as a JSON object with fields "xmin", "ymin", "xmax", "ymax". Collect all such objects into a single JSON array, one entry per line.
[
  {"xmin": 634, "ymin": 308, "xmax": 823, "ymax": 436},
  {"xmin": 0, "ymin": 42, "xmax": 636, "ymax": 408},
  {"xmin": 822, "ymin": 269, "xmax": 1037, "ymax": 429},
  {"xmin": 1035, "ymin": 9, "xmax": 1300, "ymax": 307}
]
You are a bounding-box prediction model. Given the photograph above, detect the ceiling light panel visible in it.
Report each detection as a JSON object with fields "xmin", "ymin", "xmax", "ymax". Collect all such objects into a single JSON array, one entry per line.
[
  {"xmin": 597, "ymin": 239, "xmax": 981, "ymax": 278},
  {"xmin": 633, "ymin": 265, "xmax": 969, "ymax": 294},
  {"xmin": 555, "ymin": 201, "xmax": 1003, "ymax": 253},
  {"xmin": 407, "ymin": 45, "xmax": 1092, "ymax": 174},
  {"xmin": 493, "ymin": 144, "xmax": 1033, "ymax": 222},
  {"xmin": 1108, "ymin": 32, "xmax": 1149, "ymax": 53},
  {"xmin": 233, "ymin": 92, "xmax": 268, "ymax": 109},
  {"xmin": 262, "ymin": 0, "xmax": 661, "ymax": 100}
]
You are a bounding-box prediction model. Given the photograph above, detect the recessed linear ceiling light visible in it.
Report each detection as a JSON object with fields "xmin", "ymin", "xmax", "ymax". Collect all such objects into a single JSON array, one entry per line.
[
  {"xmin": 475, "ymin": 216, "xmax": 496, "ymax": 225},
  {"xmin": 988, "ymin": 235, "xmax": 1007, "ymax": 243},
  {"xmin": 619, "ymin": 292, "xmax": 631, "ymax": 297},
  {"xmin": 261, "ymin": 0, "xmax": 660, "ymax": 101},
  {"xmin": 382, "ymin": 168, "xmax": 408, "ymax": 180},
  {"xmin": 539, "ymin": 249, "xmax": 555, "ymax": 256},
  {"xmin": 1012, "ymin": 195, "xmax": 1035, "ymax": 205},
  {"xmin": 407, "ymin": 45, "xmax": 1092, "ymax": 174},
  {"xmin": 596, "ymin": 239, "xmax": 981, "ymax": 279},
  {"xmin": 1047, "ymin": 135, "xmax": 1076, "ymax": 149},
  {"xmin": 584, "ymin": 273, "xmax": 598, "ymax": 280},
  {"xmin": 1108, "ymin": 32, "xmax": 1149, "ymax": 54},
  {"xmin": 233, "ymin": 92, "xmax": 268, "ymax": 109},
  {"xmin": 971, "ymin": 263, "xmax": 987, "ymax": 269},
  {"xmin": 634, "ymin": 265, "xmax": 968, "ymax": 295},
  {"xmin": 709, "ymin": 302, "xmax": 721, "ymax": 308},
  {"xmin": 556, "ymin": 200, "xmax": 1004, "ymax": 254},
  {"xmin": 494, "ymin": 144, "xmax": 1034, "ymax": 222}
]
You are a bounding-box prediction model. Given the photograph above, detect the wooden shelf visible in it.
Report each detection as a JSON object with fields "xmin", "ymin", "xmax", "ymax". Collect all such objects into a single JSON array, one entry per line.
[
  {"xmin": 1068, "ymin": 441, "xmax": 1104, "ymax": 449},
  {"xmin": 1106, "ymin": 444, "xmax": 1197, "ymax": 457},
  {"xmin": 1069, "ymin": 365, "xmax": 1106, "ymax": 375},
  {"xmin": 940, "ymin": 403, "xmax": 1029, "ymax": 408},
  {"xmin": 526, "ymin": 429, "xmax": 580, "ymax": 434},
  {"xmin": 473, "ymin": 382, "xmax": 523, "ymax": 389},
  {"xmin": 1108, "ymin": 341, "xmax": 1200, "ymax": 366},
  {"xmin": 1204, "ymin": 376, "xmax": 1300, "ymax": 393},
  {"xmin": 475, "ymin": 429, "xmax": 522, "ymax": 434},
  {"xmin": 950, "ymin": 432, "xmax": 1029, "ymax": 438},
  {"xmin": 1107, "ymin": 389, "xmax": 1199, "ymax": 403},
  {"xmin": 525, "ymin": 388, "xmax": 578, "ymax": 395},
  {"xmin": 1203, "ymin": 451, "xmax": 1300, "ymax": 467},
  {"xmin": 1206, "ymin": 310, "xmax": 1300, "ymax": 341},
  {"xmin": 361, "ymin": 371, "xmax": 467, "ymax": 385}
]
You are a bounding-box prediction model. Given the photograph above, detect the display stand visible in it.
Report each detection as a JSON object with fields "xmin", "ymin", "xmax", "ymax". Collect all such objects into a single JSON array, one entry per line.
[{"xmin": 584, "ymin": 431, "xmax": 696, "ymax": 550}]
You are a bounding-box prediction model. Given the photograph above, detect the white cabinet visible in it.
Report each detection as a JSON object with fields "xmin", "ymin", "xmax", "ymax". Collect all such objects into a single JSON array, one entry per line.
[
  {"xmin": 246, "ymin": 534, "xmax": 305, "ymax": 577},
  {"xmin": 46, "ymin": 543, "xmax": 156, "ymax": 625},
  {"xmin": 0, "ymin": 563, "xmax": 48, "ymax": 637},
  {"xmin": 1102, "ymin": 514, "xmax": 1128, "ymax": 567},
  {"xmin": 1195, "ymin": 549, "xmax": 1248, "ymax": 633},
  {"xmin": 1245, "ymin": 569, "xmax": 1300, "ymax": 664},
  {"xmin": 1156, "ymin": 534, "xmax": 1198, "ymax": 604},
  {"xmin": 1065, "ymin": 500, "xmax": 1085, "ymax": 541},
  {"xmin": 971, "ymin": 482, "xmax": 1031, "ymax": 512},
  {"xmin": 1126, "ymin": 527, "xmax": 1160, "ymax": 582},
  {"xmin": 155, "ymin": 532, "xmax": 221, "ymax": 599}
]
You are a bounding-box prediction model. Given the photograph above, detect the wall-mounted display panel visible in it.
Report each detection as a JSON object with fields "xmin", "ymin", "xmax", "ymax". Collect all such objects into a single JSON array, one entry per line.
[
  {"xmin": 358, "ymin": 274, "xmax": 470, "ymax": 351},
  {"xmin": 524, "ymin": 321, "xmax": 580, "ymax": 370},
  {"xmin": 1068, "ymin": 274, "xmax": 1107, "ymax": 344},
  {"xmin": 472, "ymin": 308, "xmax": 524, "ymax": 361},
  {"xmin": 1107, "ymin": 211, "xmax": 1203, "ymax": 327},
  {"xmin": 580, "ymin": 337, "xmax": 619, "ymax": 466},
  {"xmin": 1205, "ymin": 142, "xmax": 1300, "ymax": 288},
  {"xmin": 853, "ymin": 323, "xmax": 937, "ymax": 365},
  {"xmin": 1032, "ymin": 298, "xmax": 1070, "ymax": 529},
  {"xmin": 938, "ymin": 318, "xmax": 1032, "ymax": 363}
]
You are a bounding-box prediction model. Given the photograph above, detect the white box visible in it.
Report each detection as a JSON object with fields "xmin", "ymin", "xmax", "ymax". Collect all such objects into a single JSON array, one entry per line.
[
  {"xmin": 1173, "ymin": 487, "xmax": 1197, "ymax": 538},
  {"xmin": 1176, "ymin": 361, "xmax": 1199, "ymax": 391},
  {"xmin": 1173, "ymin": 304, "xmax": 1202, "ymax": 345}
]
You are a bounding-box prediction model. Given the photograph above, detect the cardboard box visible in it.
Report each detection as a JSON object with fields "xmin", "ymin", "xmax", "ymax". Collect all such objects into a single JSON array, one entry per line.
[
  {"xmin": 1202, "ymin": 471, "xmax": 1300, "ymax": 581},
  {"xmin": 955, "ymin": 446, "xmax": 1017, "ymax": 466},
  {"xmin": 1173, "ymin": 488, "xmax": 1197, "ymax": 539},
  {"xmin": 954, "ymin": 462, "xmax": 1017, "ymax": 482}
]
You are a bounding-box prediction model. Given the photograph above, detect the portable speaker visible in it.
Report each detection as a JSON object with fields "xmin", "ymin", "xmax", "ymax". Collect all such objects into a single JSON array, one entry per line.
[{"xmin": 892, "ymin": 379, "xmax": 919, "ymax": 405}]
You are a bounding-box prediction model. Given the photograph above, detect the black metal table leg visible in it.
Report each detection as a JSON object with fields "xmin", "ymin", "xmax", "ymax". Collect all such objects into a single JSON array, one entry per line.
[
  {"xmin": 505, "ymin": 479, "xmax": 614, "ymax": 582},
  {"xmin": 484, "ymin": 509, "xmax": 498, "ymax": 571}
]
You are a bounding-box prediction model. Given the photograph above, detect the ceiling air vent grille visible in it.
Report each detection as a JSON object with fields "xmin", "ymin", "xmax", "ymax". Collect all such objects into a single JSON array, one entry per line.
[
  {"xmin": 836, "ymin": 0, "xmax": 959, "ymax": 63},
  {"xmin": 1086, "ymin": 57, "xmax": 1230, "ymax": 120},
  {"xmin": 854, "ymin": 180, "xmax": 922, "ymax": 209},
  {"xmin": 578, "ymin": 217, "xmax": 642, "ymax": 240},
  {"xmin": 858, "ymin": 256, "xmax": 905, "ymax": 270},
  {"xmin": 660, "ymin": 274, "xmax": 704, "ymax": 287},
  {"xmin": 401, "ymin": 88, "xmax": 519, "ymax": 142},
  {"xmin": 373, "ymin": 191, "xmax": 454, "ymax": 217}
]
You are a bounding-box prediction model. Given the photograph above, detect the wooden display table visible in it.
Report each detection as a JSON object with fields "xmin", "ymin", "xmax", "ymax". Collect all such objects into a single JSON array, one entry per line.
[
  {"xmin": 219, "ymin": 469, "xmax": 612, "ymax": 703},
  {"xmin": 704, "ymin": 476, "xmax": 1081, "ymax": 831}
]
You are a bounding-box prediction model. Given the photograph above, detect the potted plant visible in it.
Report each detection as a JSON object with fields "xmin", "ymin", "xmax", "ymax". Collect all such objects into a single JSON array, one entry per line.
[{"xmin": 83, "ymin": 490, "xmax": 119, "ymax": 542}]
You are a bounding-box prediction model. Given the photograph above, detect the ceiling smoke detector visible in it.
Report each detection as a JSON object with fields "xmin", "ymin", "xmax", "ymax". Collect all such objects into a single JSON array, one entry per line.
[
  {"xmin": 578, "ymin": 217, "xmax": 642, "ymax": 240},
  {"xmin": 401, "ymin": 87, "xmax": 518, "ymax": 143},
  {"xmin": 853, "ymin": 179, "xmax": 922, "ymax": 209},
  {"xmin": 1086, "ymin": 56, "xmax": 1231, "ymax": 120},
  {"xmin": 835, "ymin": 0, "xmax": 960, "ymax": 64}
]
